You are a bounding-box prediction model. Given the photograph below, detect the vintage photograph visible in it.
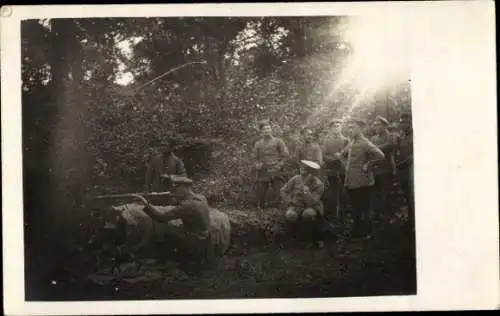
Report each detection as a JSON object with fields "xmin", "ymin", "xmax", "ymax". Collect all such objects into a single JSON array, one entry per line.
[{"xmin": 21, "ymin": 15, "xmax": 416, "ymax": 301}]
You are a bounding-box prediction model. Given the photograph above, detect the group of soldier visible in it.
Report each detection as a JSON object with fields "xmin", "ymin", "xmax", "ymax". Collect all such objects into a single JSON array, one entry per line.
[
  {"xmin": 253, "ymin": 114, "xmax": 414, "ymax": 248},
  {"xmin": 131, "ymin": 112, "xmax": 413, "ymax": 270}
]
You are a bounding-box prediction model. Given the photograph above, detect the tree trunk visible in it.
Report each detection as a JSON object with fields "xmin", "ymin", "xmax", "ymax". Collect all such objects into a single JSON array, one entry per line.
[
  {"xmin": 297, "ymin": 18, "xmax": 311, "ymax": 122},
  {"xmin": 48, "ymin": 19, "xmax": 88, "ymax": 234}
]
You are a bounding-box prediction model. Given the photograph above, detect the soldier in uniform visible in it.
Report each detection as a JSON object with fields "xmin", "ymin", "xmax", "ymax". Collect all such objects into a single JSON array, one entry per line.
[
  {"xmin": 370, "ymin": 116, "xmax": 398, "ymax": 222},
  {"xmin": 132, "ymin": 176, "xmax": 211, "ymax": 274},
  {"xmin": 253, "ymin": 120, "xmax": 290, "ymax": 208},
  {"xmin": 280, "ymin": 160, "xmax": 326, "ymax": 248},
  {"xmin": 322, "ymin": 118, "xmax": 350, "ymax": 219},
  {"xmin": 336, "ymin": 118, "xmax": 385, "ymax": 239},
  {"xmin": 144, "ymin": 141, "xmax": 187, "ymax": 193},
  {"xmin": 296, "ymin": 128, "xmax": 324, "ymax": 167},
  {"xmin": 395, "ymin": 113, "xmax": 414, "ymax": 228}
]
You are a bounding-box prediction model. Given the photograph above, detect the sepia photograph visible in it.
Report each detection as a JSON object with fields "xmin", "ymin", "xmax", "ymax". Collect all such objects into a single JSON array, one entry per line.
[
  {"xmin": 2, "ymin": 2, "xmax": 499, "ymax": 315},
  {"xmin": 20, "ymin": 13, "xmax": 416, "ymax": 301}
]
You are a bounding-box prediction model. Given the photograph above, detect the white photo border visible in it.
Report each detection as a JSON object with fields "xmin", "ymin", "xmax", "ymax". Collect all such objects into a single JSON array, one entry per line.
[{"xmin": 2, "ymin": 2, "xmax": 499, "ymax": 314}]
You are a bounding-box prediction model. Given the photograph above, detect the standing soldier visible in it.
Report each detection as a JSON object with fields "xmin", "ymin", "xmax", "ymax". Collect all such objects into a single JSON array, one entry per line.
[
  {"xmin": 253, "ymin": 120, "xmax": 290, "ymax": 208},
  {"xmin": 336, "ymin": 118, "xmax": 385, "ymax": 239},
  {"xmin": 322, "ymin": 118, "xmax": 349, "ymax": 219},
  {"xmin": 296, "ymin": 128, "xmax": 324, "ymax": 167},
  {"xmin": 280, "ymin": 160, "xmax": 326, "ymax": 249},
  {"xmin": 395, "ymin": 113, "xmax": 414, "ymax": 229},
  {"xmin": 144, "ymin": 141, "xmax": 187, "ymax": 193},
  {"xmin": 370, "ymin": 116, "xmax": 398, "ymax": 222}
]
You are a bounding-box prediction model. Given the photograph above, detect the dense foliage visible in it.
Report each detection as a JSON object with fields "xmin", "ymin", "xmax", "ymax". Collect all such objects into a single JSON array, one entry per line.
[{"xmin": 22, "ymin": 17, "xmax": 411, "ymax": 283}]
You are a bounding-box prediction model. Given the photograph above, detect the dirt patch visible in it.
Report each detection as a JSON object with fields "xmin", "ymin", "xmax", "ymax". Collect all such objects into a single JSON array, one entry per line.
[{"xmin": 28, "ymin": 206, "xmax": 416, "ymax": 301}]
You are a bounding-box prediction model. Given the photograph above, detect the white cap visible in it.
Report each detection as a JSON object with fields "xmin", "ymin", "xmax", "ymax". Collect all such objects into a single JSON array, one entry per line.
[{"xmin": 300, "ymin": 160, "xmax": 320, "ymax": 170}]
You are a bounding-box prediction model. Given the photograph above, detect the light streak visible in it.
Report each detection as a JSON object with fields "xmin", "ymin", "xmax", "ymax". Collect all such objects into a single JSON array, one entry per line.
[{"xmin": 307, "ymin": 14, "xmax": 411, "ymax": 129}]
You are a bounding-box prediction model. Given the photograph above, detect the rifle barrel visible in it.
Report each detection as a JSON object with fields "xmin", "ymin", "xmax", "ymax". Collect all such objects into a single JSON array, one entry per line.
[{"xmin": 96, "ymin": 192, "xmax": 171, "ymax": 199}]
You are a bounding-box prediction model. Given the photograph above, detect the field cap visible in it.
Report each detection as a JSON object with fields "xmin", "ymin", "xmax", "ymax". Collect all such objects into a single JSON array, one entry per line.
[
  {"xmin": 169, "ymin": 175, "xmax": 193, "ymax": 185},
  {"xmin": 258, "ymin": 119, "xmax": 271, "ymax": 130},
  {"xmin": 330, "ymin": 118, "xmax": 343, "ymax": 125},
  {"xmin": 301, "ymin": 160, "xmax": 321, "ymax": 170}
]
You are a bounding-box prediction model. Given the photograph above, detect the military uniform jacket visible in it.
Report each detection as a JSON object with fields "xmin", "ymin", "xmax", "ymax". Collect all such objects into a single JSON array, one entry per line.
[
  {"xmin": 280, "ymin": 174, "xmax": 325, "ymax": 212},
  {"xmin": 396, "ymin": 131, "xmax": 413, "ymax": 168},
  {"xmin": 322, "ymin": 133, "xmax": 349, "ymax": 176},
  {"xmin": 371, "ymin": 131, "xmax": 398, "ymax": 176},
  {"xmin": 170, "ymin": 193, "xmax": 211, "ymax": 235},
  {"xmin": 341, "ymin": 135, "xmax": 385, "ymax": 189},
  {"xmin": 296, "ymin": 141, "xmax": 324, "ymax": 166},
  {"xmin": 163, "ymin": 154, "xmax": 187, "ymax": 177},
  {"xmin": 144, "ymin": 153, "xmax": 187, "ymax": 191},
  {"xmin": 253, "ymin": 136, "xmax": 290, "ymax": 181},
  {"xmin": 166, "ymin": 193, "xmax": 212, "ymax": 261}
]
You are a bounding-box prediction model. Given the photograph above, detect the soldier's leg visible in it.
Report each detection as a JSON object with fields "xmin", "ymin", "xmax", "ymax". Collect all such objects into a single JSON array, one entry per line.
[
  {"xmin": 301, "ymin": 208, "xmax": 321, "ymax": 242},
  {"xmin": 299, "ymin": 208, "xmax": 315, "ymax": 242},
  {"xmin": 347, "ymin": 189, "xmax": 364, "ymax": 238},
  {"xmin": 303, "ymin": 208, "xmax": 330, "ymax": 248},
  {"xmin": 398, "ymin": 166, "xmax": 411, "ymax": 212},
  {"xmin": 361, "ymin": 186, "xmax": 374, "ymax": 237},
  {"xmin": 285, "ymin": 205, "xmax": 304, "ymax": 240},
  {"xmin": 372, "ymin": 174, "xmax": 385, "ymax": 222},
  {"xmin": 155, "ymin": 232, "xmax": 185, "ymax": 264},
  {"xmin": 399, "ymin": 165, "xmax": 415, "ymax": 229},
  {"xmin": 173, "ymin": 233, "xmax": 210, "ymax": 275},
  {"xmin": 384, "ymin": 173, "xmax": 397, "ymax": 220},
  {"xmin": 301, "ymin": 208, "xmax": 318, "ymax": 221},
  {"xmin": 334, "ymin": 176, "xmax": 346, "ymax": 219},
  {"xmin": 336, "ymin": 174, "xmax": 348, "ymax": 218},
  {"xmin": 409, "ymin": 163, "xmax": 415, "ymax": 228},
  {"xmin": 272, "ymin": 176, "xmax": 284, "ymax": 207},
  {"xmin": 285, "ymin": 206, "xmax": 300, "ymax": 224},
  {"xmin": 256, "ymin": 180, "xmax": 269, "ymax": 208},
  {"xmin": 323, "ymin": 176, "xmax": 337, "ymax": 219}
]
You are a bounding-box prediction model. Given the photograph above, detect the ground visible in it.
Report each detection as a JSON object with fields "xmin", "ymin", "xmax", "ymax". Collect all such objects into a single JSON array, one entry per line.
[{"xmin": 26, "ymin": 205, "xmax": 416, "ymax": 301}]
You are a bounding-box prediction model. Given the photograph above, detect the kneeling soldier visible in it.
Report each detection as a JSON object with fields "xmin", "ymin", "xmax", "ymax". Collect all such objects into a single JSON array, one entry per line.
[
  {"xmin": 132, "ymin": 175, "xmax": 212, "ymax": 274},
  {"xmin": 280, "ymin": 160, "xmax": 326, "ymax": 248}
]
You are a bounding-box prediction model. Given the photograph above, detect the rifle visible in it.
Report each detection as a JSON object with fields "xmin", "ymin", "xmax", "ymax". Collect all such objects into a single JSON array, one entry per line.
[{"xmin": 95, "ymin": 191, "xmax": 172, "ymax": 200}]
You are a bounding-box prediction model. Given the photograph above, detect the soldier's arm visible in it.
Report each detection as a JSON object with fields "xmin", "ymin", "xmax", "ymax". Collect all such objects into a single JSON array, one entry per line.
[
  {"xmin": 390, "ymin": 153, "xmax": 397, "ymax": 174},
  {"xmin": 147, "ymin": 204, "xmax": 183, "ymax": 223},
  {"xmin": 144, "ymin": 161, "xmax": 152, "ymax": 191},
  {"xmin": 278, "ymin": 139, "xmax": 290, "ymax": 159},
  {"xmin": 280, "ymin": 177, "xmax": 294, "ymax": 203},
  {"xmin": 177, "ymin": 159, "xmax": 187, "ymax": 177},
  {"xmin": 294, "ymin": 146, "xmax": 303, "ymax": 162},
  {"xmin": 394, "ymin": 134, "xmax": 402, "ymax": 157},
  {"xmin": 132, "ymin": 195, "xmax": 182, "ymax": 223},
  {"xmin": 389, "ymin": 134, "xmax": 398, "ymax": 172},
  {"xmin": 252, "ymin": 141, "xmax": 261, "ymax": 162},
  {"xmin": 304, "ymin": 180, "xmax": 325, "ymax": 206},
  {"xmin": 315, "ymin": 145, "xmax": 324, "ymax": 166},
  {"xmin": 322, "ymin": 141, "xmax": 334, "ymax": 162},
  {"xmin": 366, "ymin": 141, "xmax": 385, "ymax": 167},
  {"xmin": 322, "ymin": 137, "xmax": 338, "ymax": 162},
  {"xmin": 335, "ymin": 141, "xmax": 351, "ymax": 166},
  {"xmin": 401, "ymin": 135, "xmax": 414, "ymax": 164},
  {"xmin": 339, "ymin": 140, "xmax": 350, "ymax": 157},
  {"xmin": 377, "ymin": 138, "xmax": 392, "ymax": 151}
]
